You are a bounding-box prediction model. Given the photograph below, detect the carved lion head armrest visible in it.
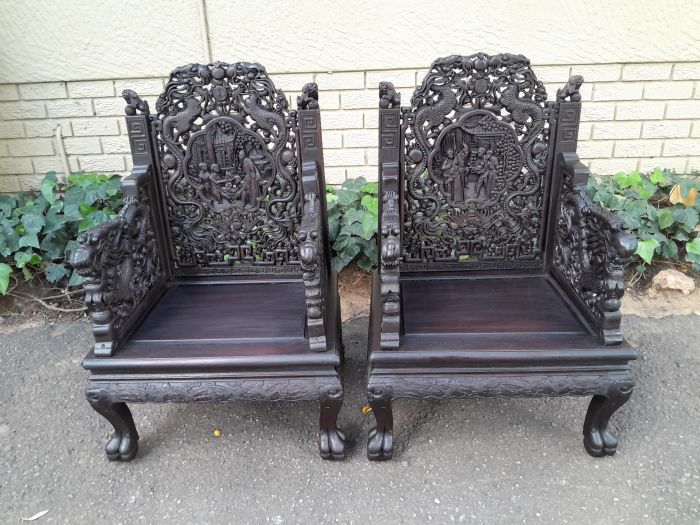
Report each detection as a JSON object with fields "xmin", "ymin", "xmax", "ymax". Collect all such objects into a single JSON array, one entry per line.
[
  {"xmin": 69, "ymin": 181, "xmax": 164, "ymax": 356},
  {"xmin": 554, "ymin": 152, "xmax": 637, "ymax": 344}
]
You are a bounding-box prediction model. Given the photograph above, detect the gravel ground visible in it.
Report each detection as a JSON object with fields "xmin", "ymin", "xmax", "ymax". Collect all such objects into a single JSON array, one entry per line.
[{"xmin": 0, "ymin": 315, "xmax": 698, "ymax": 524}]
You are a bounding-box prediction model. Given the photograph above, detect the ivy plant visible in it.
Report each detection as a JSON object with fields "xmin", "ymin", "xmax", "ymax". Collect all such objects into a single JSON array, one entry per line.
[
  {"xmin": 326, "ymin": 177, "xmax": 379, "ymax": 272},
  {"xmin": 0, "ymin": 171, "xmax": 123, "ymax": 294},
  {"xmin": 587, "ymin": 168, "xmax": 700, "ymax": 272}
]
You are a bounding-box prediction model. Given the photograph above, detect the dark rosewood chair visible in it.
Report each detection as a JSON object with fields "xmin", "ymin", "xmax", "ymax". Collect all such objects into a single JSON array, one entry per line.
[
  {"xmin": 367, "ymin": 54, "xmax": 637, "ymax": 460},
  {"xmin": 71, "ymin": 62, "xmax": 346, "ymax": 461}
]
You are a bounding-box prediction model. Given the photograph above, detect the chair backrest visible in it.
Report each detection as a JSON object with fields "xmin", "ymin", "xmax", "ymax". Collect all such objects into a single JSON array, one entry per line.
[
  {"xmin": 147, "ymin": 62, "xmax": 305, "ymax": 277},
  {"xmin": 389, "ymin": 53, "xmax": 558, "ymax": 272}
]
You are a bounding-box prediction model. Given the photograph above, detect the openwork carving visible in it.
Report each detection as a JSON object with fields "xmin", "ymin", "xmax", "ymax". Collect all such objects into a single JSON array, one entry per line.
[
  {"xmin": 402, "ymin": 53, "xmax": 550, "ymax": 266},
  {"xmin": 554, "ymin": 153, "xmax": 637, "ymax": 343},
  {"xmin": 155, "ymin": 62, "xmax": 301, "ymax": 274},
  {"xmin": 71, "ymin": 177, "xmax": 163, "ymax": 355}
]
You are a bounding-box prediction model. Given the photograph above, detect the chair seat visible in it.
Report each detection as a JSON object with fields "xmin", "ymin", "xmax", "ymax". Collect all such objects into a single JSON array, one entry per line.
[
  {"xmin": 370, "ymin": 274, "xmax": 636, "ymax": 368},
  {"xmin": 402, "ymin": 275, "xmax": 586, "ymax": 335},
  {"xmin": 83, "ymin": 280, "xmax": 340, "ymax": 373}
]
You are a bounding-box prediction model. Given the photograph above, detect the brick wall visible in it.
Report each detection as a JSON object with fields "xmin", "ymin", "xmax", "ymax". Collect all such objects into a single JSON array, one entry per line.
[{"xmin": 1, "ymin": 61, "xmax": 700, "ymax": 192}]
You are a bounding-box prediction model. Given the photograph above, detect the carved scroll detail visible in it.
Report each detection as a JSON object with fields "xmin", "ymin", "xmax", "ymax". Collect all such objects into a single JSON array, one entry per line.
[
  {"xmin": 300, "ymin": 191, "xmax": 326, "ymax": 351},
  {"xmin": 553, "ymin": 153, "xmax": 637, "ymax": 344},
  {"xmin": 87, "ymin": 377, "xmax": 341, "ymax": 403},
  {"xmin": 71, "ymin": 173, "xmax": 164, "ymax": 356},
  {"xmin": 370, "ymin": 372, "xmax": 634, "ymax": 400}
]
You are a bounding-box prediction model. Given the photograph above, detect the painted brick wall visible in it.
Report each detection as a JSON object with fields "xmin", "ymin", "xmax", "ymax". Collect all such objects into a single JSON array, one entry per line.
[{"xmin": 1, "ymin": 61, "xmax": 700, "ymax": 192}]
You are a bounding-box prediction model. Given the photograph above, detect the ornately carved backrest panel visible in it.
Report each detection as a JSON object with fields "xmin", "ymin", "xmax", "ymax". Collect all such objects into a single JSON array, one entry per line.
[
  {"xmin": 401, "ymin": 53, "xmax": 551, "ymax": 270},
  {"xmin": 155, "ymin": 62, "xmax": 301, "ymax": 276}
]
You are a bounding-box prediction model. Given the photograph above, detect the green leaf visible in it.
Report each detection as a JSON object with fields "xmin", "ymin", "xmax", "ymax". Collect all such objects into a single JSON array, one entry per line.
[
  {"xmin": 335, "ymin": 189, "xmax": 359, "ymax": 207},
  {"xmin": 361, "ymin": 213, "xmax": 377, "ymax": 240},
  {"xmin": 342, "ymin": 177, "xmax": 367, "ymax": 192},
  {"xmin": 686, "ymin": 237, "xmax": 700, "ymax": 255},
  {"xmin": 68, "ymin": 270, "xmax": 85, "ymax": 287},
  {"xmin": 44, "ymin": 262, "xmax": 71, "ymax": 283},
  {"xmin": 361, "ymin": 194, "xmax": 379, "ymax": 215},
  {"xmin": 40, "ymin": 172, "xmax": 58, "ymax": 205},
  {"xmin": 0, "ymin": 263, "xmax": 10, "ymax": 294},
  {"xmin": 614, "ymin": 171, "xmax": 644, "ymax": 190},
  {"xmin": 343, "ymin": 208, "xmax": 365, "ymax": 225},
  {"xmin": 661, "ymin": 240, "xmax": 679, "ymax": 260},
  {"xmin": 656, "ymin": 208, "xmax": 674, "ymax": 230},
  {"xmin": 0, "ymin": 195, "xmax": 17, "ymax": 217},
  {"xmin": 360, "ymin": 182, "xmax": 378, "ymax": 194},
  {"xmin": 18, "ymin": 233, "xmax": 40, "ymax": 249},
  {"xmin": 649, "ymin": 168, "xmax": 669, "ymax": 185},
  {"xmin": 635, "ymin": 238, "xmax": 659, "ymax": 264},
  {"xmin": 672, "ymin": 206, "xmax": 699, "ymax": 229},
  {"xmin": 21, "ymin": 213, "xmax": 45, "ymax": 235}
]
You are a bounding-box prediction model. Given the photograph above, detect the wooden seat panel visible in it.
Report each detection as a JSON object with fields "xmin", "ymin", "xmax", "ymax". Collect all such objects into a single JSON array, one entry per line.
[
  {"xmin": 401, "ymin": 276, "xmax": 587, "ymax": 335},
  {"xmin": 130, "ymin": 281, "xmax": 306, "ymax": 343}
]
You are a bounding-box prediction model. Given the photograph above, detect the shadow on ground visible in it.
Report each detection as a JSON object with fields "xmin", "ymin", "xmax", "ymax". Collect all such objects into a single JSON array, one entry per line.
[{"xmin": 0, "ymin": 316, "xmax": 698, "ymax": 523}]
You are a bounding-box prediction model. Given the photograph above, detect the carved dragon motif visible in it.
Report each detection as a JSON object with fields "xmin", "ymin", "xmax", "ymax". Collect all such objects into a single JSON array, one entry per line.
[
  {"xmin": 162, "ymin": 96, "xmax": 201, "ymax": 141},
  {"xmin": 412, "ymin": 85, "xmax": 456, "ymax": 156},
  {"xmin": 243, "ymin": 90, "xmax": 286, "ymax": 140}
]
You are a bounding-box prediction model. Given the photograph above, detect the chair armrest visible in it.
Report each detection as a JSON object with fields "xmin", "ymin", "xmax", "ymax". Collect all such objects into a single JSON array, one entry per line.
[
  {"xmin": 299, "ymin": 161, "xmax": 327, "ymax": 351},
  {"xmin": 379, "ymin": 161, "xmax": 401, "ymax": 349},
  {"xmin": 552, "ymin": 152, "xmax": 637, "ymax": 344},
  {"xmin": 70, "ymin": 164, "xmax": 166, "ymax": 356}
]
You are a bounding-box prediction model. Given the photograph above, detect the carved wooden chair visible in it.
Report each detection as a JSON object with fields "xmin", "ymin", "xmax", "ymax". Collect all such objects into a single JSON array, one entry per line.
[
  {"xmin": 367, "ymin": 54, "xmax": 637, "ymax": 460},
  {"xmin": 71, "ymin": 62, "xmax": 346, "ymax": 461}
]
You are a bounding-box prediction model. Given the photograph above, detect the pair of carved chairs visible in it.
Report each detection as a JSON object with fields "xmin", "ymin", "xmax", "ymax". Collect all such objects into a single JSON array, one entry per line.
[{"xmin": 73, "ymin": 54, "xmax": 636, "ymax": 463}]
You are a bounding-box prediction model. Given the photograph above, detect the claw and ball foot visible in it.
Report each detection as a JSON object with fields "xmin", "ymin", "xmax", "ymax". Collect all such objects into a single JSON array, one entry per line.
[
  {"xmin": 86, "ymin": 389, "xmax": 139, "ymax": 462},
  {"xmin": 583, "ymin": 386, "xmax": 633, "ymax": 457},
  {"xmin": 319, "ymin": 385, "xmax": 346, "ymax": 461},
  {"xmin": 367, "ymin": 386, "xmax": 394, "ymax": 461}
]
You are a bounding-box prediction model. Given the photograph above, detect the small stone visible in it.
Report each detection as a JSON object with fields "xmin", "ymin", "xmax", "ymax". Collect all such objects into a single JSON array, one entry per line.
[{"xmin": 650, "ymin": 269, "xmax": 696, "ymax": 295}]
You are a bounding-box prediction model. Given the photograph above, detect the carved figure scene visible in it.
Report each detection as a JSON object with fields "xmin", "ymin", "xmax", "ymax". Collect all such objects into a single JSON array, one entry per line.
[
  {"xmin": 434, "ymin": 128, "xmax": 502, "ymax": 205},
  {"xmin": 187, "ymin": 120, "xmax": 272, "ymax": 213},
  {"xmin": 403, "ymin": 53, "xmax": 550, "ymax": 265},
  {"xmin": 155, "ymin": 62, "xmax": 301, "ymax": 272}
]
